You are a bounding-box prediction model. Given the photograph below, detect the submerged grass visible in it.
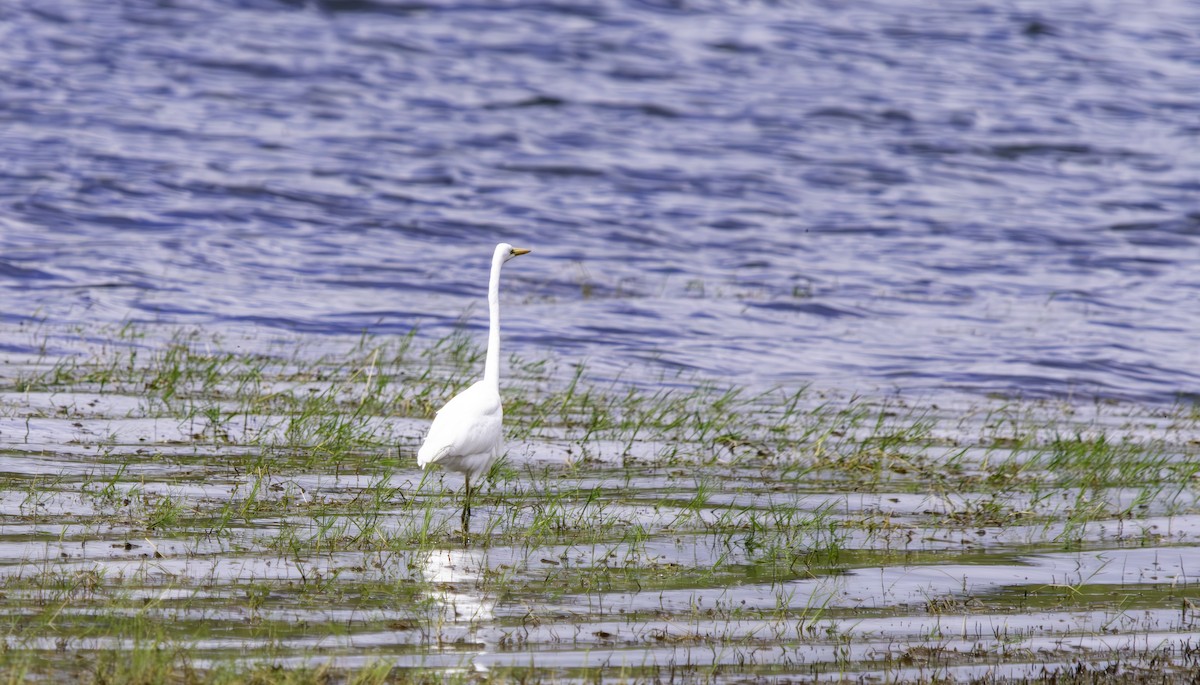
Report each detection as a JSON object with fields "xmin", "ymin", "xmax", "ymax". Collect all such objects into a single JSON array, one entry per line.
[{"xmin": 0, "ymin": 323, "xmax": 1199, "ymax": 682}]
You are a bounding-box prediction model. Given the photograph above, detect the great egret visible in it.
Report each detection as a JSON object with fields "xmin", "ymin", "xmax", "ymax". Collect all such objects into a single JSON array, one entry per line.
[{"xmin": 417, "ymin": 242, "xmax": 531, "ymax": 530}]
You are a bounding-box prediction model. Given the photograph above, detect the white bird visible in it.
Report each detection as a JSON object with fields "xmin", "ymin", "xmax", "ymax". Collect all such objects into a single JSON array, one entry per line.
[{"xmin": 417, "ymin": 242, "xmax": 530, "ymax": 529}]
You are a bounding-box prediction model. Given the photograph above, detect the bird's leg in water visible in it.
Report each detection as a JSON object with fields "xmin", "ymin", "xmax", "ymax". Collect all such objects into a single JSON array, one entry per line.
[{"xmin": 461, "ymin": 475, "xmax": 472, "ymax": 534}]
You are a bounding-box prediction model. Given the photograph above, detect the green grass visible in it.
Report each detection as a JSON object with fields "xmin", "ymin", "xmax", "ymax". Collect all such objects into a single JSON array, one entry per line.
[{"xmin": 0, "ymin": 323, "xmax": 1198, "ymax": 682}]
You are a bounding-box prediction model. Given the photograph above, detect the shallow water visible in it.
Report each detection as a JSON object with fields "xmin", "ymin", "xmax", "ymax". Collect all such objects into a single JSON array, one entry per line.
[
  {"xmin": 1, "ymin": 350, "xmax": 1199, "ymax": 680},
  {"xmin": 2, "ymin": 0, "xmax": 1200, "ymax": 402}
]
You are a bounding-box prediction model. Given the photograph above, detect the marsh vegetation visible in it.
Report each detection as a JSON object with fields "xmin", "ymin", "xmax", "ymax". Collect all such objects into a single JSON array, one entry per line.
[{"xmin": 1, "ymin": 323, "xmax": 1199, "ymax": 683}]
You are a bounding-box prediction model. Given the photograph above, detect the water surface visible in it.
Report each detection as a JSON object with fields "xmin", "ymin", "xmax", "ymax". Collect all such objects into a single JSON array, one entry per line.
[{"xmin": 2, "ymin": 0, "xmax": 1200, "ymax": 400}]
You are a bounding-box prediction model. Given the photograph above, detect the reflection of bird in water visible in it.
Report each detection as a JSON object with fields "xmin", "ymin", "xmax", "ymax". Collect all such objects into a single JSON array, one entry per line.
[
  {"xmin": 418, "ymin": 243, "xmax": 531, "ymax": 532},
  {"xmin": 422, "ymin": 547, "xmax": 495, "ymax": 626}
]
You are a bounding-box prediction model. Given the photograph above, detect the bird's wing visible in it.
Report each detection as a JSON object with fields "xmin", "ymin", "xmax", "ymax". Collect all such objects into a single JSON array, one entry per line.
[{"xmin": 417, "ymin": 381, "xmax": 503, "ymax": 466}]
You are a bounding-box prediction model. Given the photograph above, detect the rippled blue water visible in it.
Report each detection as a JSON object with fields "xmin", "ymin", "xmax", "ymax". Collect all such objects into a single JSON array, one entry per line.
[{"xmin": 1, "ymin": 0, "xmax": 1199, "ymax": 402}]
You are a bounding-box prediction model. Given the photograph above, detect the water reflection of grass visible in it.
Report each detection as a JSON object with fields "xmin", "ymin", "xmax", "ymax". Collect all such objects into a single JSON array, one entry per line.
[{"xmin": 1, "ymin": 324, "xmax": 1199, "ymax": 682}]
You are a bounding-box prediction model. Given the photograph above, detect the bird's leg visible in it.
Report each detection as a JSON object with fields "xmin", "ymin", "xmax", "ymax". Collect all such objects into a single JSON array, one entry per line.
[{"xmin": 461, "ymin": 474, "xmax": 472, "ymax": 537}]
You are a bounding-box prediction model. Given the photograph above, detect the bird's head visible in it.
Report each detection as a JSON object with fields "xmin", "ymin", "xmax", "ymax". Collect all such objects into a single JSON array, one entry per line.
[{"xmin": 497, "ymin": 243, "xmax": 531, "ymax": 262}]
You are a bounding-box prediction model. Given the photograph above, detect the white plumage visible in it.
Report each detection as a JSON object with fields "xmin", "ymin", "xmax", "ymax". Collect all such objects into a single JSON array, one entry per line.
[
  {"xmin": 416, "ymin": 378, "xmax": 502, "ymax": 480},
  {"xmin": 417, "ymin": 242, "xmax": 530, "ymax": 527}
]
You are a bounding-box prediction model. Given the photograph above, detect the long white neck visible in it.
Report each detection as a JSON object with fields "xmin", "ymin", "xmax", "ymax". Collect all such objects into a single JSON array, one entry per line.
[{"xmin": 483, "ymin": 249, "xmax": 505, "ymax": 390}]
